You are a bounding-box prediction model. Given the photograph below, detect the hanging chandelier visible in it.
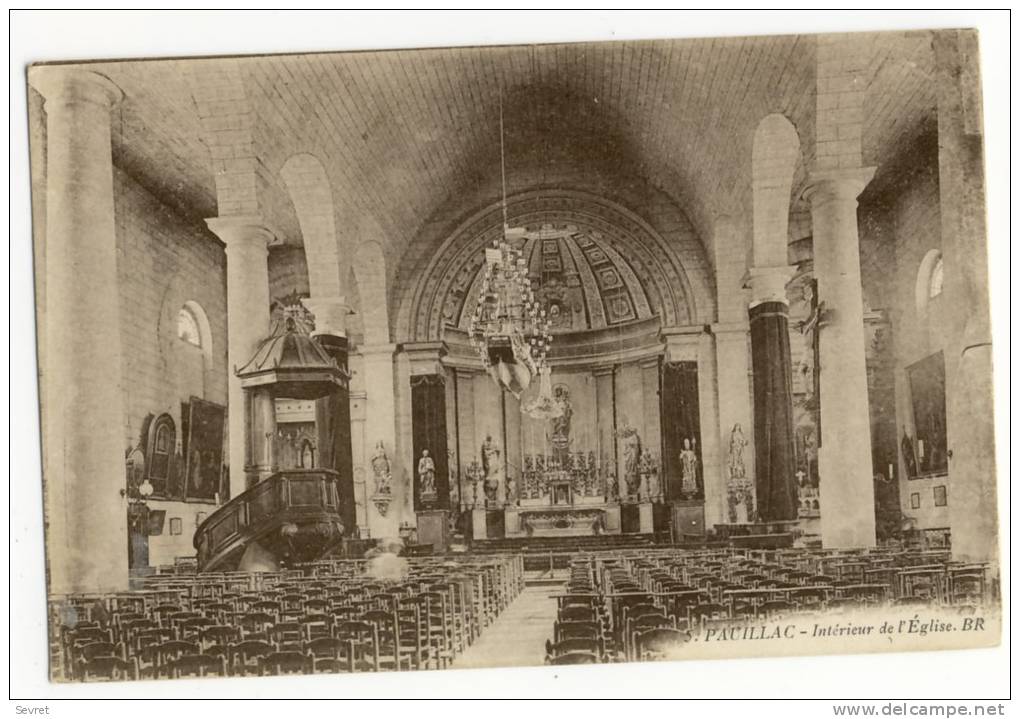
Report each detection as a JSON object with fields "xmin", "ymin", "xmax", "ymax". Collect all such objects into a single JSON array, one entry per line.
[{"xmin": 466, "ymin": 95, "xmax": 559, "ymax": 419}]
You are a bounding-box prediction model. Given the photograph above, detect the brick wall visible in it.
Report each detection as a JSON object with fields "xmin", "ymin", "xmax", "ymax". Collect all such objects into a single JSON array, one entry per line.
[{"xmin": 114, "ymin": 168, "xmax": 229, "ymax": 566}]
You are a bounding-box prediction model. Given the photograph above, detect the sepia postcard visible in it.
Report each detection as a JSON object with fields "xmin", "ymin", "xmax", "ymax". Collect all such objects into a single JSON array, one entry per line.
[{"xmin": 25, "ymin": 24, "xmax": 1001, "ymax": 688}]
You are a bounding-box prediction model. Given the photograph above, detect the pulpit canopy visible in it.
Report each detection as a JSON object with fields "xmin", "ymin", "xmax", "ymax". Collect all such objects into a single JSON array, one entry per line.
[{"xmin": 237, "ymin": 313, "xmax": 348, "ymax": 400}]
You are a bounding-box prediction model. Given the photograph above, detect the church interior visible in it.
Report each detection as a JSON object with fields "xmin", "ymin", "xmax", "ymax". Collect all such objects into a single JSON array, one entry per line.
[{"xmin": 28, "ymin": 29, "xmax": 998, "ymax": 680}]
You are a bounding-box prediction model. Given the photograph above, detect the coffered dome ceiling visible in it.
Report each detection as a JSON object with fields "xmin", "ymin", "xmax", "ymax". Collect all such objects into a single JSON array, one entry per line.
[{"xmin": 406, "ymin": 191, "xmax": 701, "ymax": 343}]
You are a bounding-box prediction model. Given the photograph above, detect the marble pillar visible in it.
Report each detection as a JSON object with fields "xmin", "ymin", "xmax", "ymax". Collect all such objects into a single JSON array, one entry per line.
[
  {"xmin": 32, "ymin": 68, "xmax": 128, "ymax": 594},
  {"xmin": 804, "ymin": 168, "xmax": 878, "ymax": 548},
  {"xmin": 205, "ymin": 216, "xmax": 275, "ymax": 499},
  {"xmin": 745, "ymin": 265, "xmax": 800, "ymax": 522}
]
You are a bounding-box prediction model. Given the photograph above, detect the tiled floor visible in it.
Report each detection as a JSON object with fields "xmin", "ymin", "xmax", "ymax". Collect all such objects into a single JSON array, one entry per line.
[{"xmin": 453, "ymin": 587, "xmax": 557, "ymax": 669}]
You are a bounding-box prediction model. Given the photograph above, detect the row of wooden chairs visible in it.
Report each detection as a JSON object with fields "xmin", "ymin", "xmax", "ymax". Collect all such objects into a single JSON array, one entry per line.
[{"xmin": 50, "ymin": 555, "xmax": 524, "ymax": 681}]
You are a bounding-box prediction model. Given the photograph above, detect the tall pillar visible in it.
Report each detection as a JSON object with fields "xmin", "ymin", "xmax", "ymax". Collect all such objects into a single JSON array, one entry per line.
[
  {"xmin": 594, "ymin": 367, "xmax": 616, "ymax": 496},
  {"xmin": 934, "ymin": 30, "xmax": 997, "ymax": 563},
  {"xmin": 697, "ymin": 332, "xmax": 723, "ymax": 527},
  {"xmin": 405, "ymin": 342, "xmax": 450, "ymax": 551},
  {"xmin": 804, "ymin": 167, "xmax": 877, "ymax": 548},
  {"xmin": 360, "ymin": 343, "xmax": 400, "ymax": 538},
  {"xmin": 713, "ymin": 325, "xmax": 756, "ymax": 523},
  {"xmin": 205, "ymin": 216, "xmax": 275, "ymax": 499},
  {"xmin": 303, "ymin": 296, "xmax": 356, "ymax": 536},
  {"xmin": 32, "ymin": 67, "xmax": 127, "ymax": 594},
  {"xmin": 744, "ymin": 266, "xmax": 800, "ymax": 522},
  {"xmin": 454, "ymin": 368, "xmax": 478, "ymax": 509}
]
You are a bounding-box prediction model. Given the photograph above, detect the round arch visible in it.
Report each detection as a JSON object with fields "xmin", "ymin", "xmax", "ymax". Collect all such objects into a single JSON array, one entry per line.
[
  {"xmin": 395, "ymin": 189, "xmax": 712, "ymax": 343},
  {"xmin": 280, "ymin": 153, "xmax": 343, "ymax": 299},
  {"xmin": 751, "ymin": 113, "xmax": 801, "ymax": 268}
]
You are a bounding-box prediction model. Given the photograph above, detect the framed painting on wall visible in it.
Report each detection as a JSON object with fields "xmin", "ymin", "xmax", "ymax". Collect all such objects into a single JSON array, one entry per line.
[{"xmin": 184, "ymin": 397, "xmax": 226, "ymax": 502}]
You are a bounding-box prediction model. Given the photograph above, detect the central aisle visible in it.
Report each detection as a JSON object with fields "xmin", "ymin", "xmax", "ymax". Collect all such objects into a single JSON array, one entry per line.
[{"xmin": 454, "ymin": 586, "xmax": 558, "ymax": 669}]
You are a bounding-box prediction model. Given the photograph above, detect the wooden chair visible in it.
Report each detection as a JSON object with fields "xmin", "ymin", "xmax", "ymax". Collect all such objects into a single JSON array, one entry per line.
[
  {"xmin": 229, "ymin": 639, "xmax": 275, "ymax": 677},
  {"xmin": 80, "ymin": 656, "xmax": 138, "ymax": 682},
  {"xmin": 171, "ymin": 653, "xmax": 228, "ymax": 679},
  {"xmin": 547, "ymin": 651, "xmax": 598, "ymax": 665}
]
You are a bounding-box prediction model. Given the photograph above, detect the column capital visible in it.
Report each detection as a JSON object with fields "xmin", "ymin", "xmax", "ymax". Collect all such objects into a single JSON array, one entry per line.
[
  {"xmin": 30, "ymin": 67, "xmax": 122, "ymax": 111},
  {"xmin": 205, "ymin": 215, "xmax": 279, "ymax": 249},
  {"xmin": 401, "ymin": 341, "xmax": 448, "ymax": 376},
  {"xmin": 301, "ymin": 295, "xmax": 353, "ymax": 337},
  {"xmin": 802, "ymin": 167, "xmax": 876, "ymax": 206},
  {"xmin": 742, "ymin": 265, "xmax": 799, "ymax": 308}
]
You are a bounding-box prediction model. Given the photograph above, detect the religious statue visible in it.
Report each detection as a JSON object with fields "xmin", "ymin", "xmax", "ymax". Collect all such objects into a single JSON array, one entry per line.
[
  {"xmin": 505, "ymin": 474, "xmax": 517, "ymax": 505},
  {"xmin": 679, "ymin": 437, "xmax": 699, "ymax": 497},
  {"xmin": 418, "ymin": 449, "xmax": 436, "ymax": 498},
  {"xmin": 728, "ymin": 423, "xmax": 747, "ymax": 480},
  {"xmin": 551, "ymin": 385, "xmax": 573, "ymax": 441},
  {"xmin": 480, "ymin": 435, "xmax": 502, "ymax": 502},
  {"xmin": 371, "ymin": 440, "xmax": 392, "ymax": 495},
  {"xmin": 605, "ymin": 473, "xmax": 618, "ymax": 502},
  {"xmin": 617, "ymin": 424, "xmax": 642, "ymax": 498}
]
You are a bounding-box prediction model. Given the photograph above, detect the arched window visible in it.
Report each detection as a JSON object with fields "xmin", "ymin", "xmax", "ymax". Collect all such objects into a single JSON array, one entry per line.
[
  {"xmin": 915, "ymin": 250, "xmax": 944, "ymax": 317},
  {"xmin": 177, "ymin": 307, "xmax": 202, "ymax": 347},
  {"xmin": 928, "ymin": 256, "xmax": 944, "ymax": 299},
  {"xmin": 175, "ymin": 301, "xmax": 212, "ymax": 401}
]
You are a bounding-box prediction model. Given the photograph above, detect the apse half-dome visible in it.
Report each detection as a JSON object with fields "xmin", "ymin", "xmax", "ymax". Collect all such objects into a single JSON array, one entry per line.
[{"xmin": 406, "ymin": 191, "xmax": 701, "ymax": 343}]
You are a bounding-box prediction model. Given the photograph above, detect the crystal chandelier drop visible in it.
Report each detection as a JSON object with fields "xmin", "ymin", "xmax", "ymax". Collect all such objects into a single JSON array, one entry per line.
[{"xmin": 466, "ymin": 95, "xmax": 560, "ymax": 419}]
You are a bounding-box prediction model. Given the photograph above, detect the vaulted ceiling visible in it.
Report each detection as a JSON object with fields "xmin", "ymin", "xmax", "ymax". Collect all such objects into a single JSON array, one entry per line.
[{"xmin": 63, "ymin": 31, "xmax": 937, "ymax": 268}]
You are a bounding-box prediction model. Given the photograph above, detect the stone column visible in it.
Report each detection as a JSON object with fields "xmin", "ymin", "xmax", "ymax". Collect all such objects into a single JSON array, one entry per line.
[
  {"xmin": 360, "ymin": 343, "xmax": 400, "ymax": 537},
  {"xmin": 934, "ymin": 30, "xmax": 997, "ymax": 563},
  {"xmin": 205, "ymin": 216, "xmax": 275, "ymax": 499},
  {"xmin": 804, "ymin": 168, "xmax": 877, "ymax": 548},
  {"xmin": 32, "ymin": 67, "xmax": 127, "ymax": 594},
  {"xmin": 593, "ymin": 368, "xmax": 616, "ymax": 495},
  {"xmin": 454, "ymin": 368, "xmax": 478, "ymax": 509},
  {"xmin": 744, "ymin": 265, "xmax": 800, "ymax": 522}
]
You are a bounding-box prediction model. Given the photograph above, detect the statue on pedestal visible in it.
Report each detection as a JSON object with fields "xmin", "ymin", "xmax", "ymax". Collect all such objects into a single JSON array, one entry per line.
[
  {"xmin": 726, "ymin": 424, "xmax": 753, "ymax": 523},
  {"xmin": 480, "ymin": 435, "xmax": 502, "ymax": 503},
  {"xmin": 617, "ymin": 424, "xmax": 642, "ymax": 499},
  {"xmin": 371, "ymin": 440, "xmax": 393, "ymax": 517},
  {"xmin": 679, "ymin": 437, "xmax": 699, "ymax": 497},
  {"xmin": 418, "ymin": 449, "xmax": 436, "ymax": 499}
]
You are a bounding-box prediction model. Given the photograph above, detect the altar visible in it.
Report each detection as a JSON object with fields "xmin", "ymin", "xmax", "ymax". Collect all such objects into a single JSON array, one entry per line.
[{"xmin": 505, "ymin": 502, "xmax": 622, "ymax": 538}]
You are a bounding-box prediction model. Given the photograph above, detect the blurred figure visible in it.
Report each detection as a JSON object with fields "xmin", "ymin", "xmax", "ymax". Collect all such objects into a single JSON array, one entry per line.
[{"xmin": 364, "ymin": 537, "xmax": 409, "ymax": 582}]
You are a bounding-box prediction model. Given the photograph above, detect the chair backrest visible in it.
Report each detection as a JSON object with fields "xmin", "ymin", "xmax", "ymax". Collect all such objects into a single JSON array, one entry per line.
[
  {"xmin": 305, "ymin": 636, "xmax": 347, "ymax": 659},
  {"xmin": 261, "ymin": 651, "xmax": 310, "ymax": 675},
  {"xmin": 231, "ymin": 639, "xmax": 274, "ymax": 666},
  {"xmin": 81, "ymin": 656, "xmax": 137, "ymax": 681},
  {"xmin": 545, "ymin": 637, "xmax": 601, "ymax": 658},
  {"xmin": 76, "ymin": 641, "xmax": 121, "ymax": 663},
  {"xmin": 172, "ymin": 653, "xmax": 226, "ymax": 678},
  {"xmin": 547, "ymin": 651, "xmax": 598, "ymax": 665},
  {"xmin": 556, "ymin": 621, "xmax": 599, "ymax": 641}
]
